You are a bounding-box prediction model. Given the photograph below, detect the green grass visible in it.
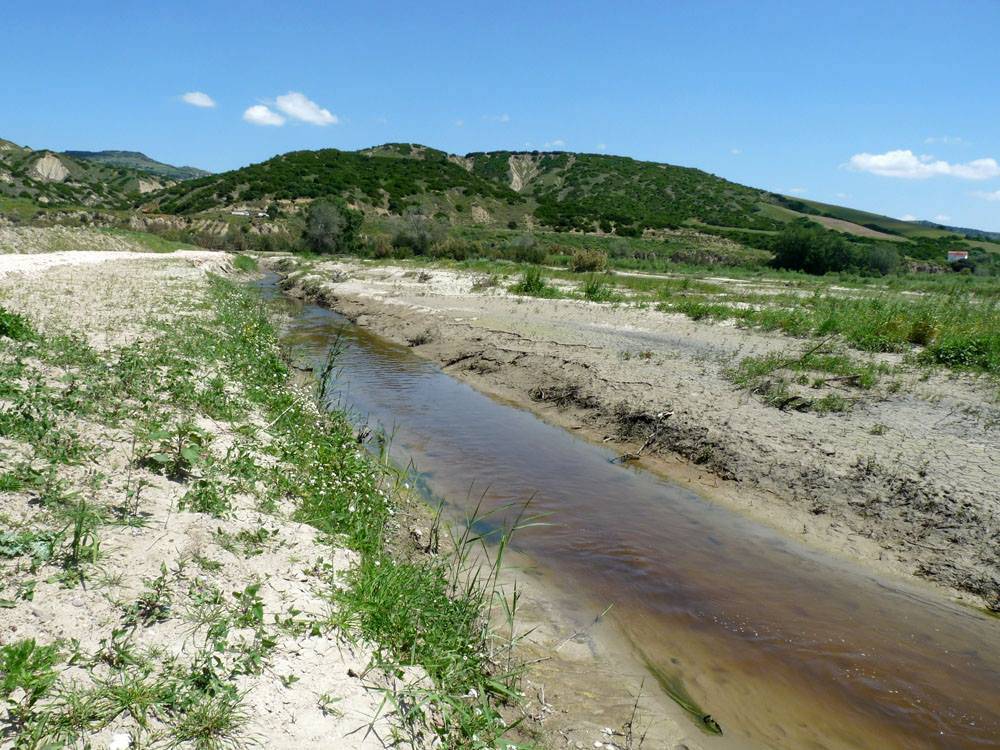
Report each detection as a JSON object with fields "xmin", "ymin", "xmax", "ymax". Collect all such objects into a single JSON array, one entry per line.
[
  {"xmin": 101, "ymin": 227, "xmax": 195, "ymax": 253},
  {"xmin": 580, "ymin": 275, "xmax": 620, "ymax": 302},
  {"xmin": 510, "ymin": 267, "xmax": 560, "ymax": 298},
  {"xmin": 658, "ymin": 289, "xmax": 1000, "ymax": 375},
  {"xmin": 232, "ymin": 254, "xmax": 258, "ymax": 272},
  {"xmin": 726, "ymin": 344, "xmax": 893, "ymax": 412}
]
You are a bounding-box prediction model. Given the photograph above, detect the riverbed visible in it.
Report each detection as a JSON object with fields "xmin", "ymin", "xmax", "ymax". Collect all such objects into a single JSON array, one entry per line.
[{"xmin": 263, "ymin": 274, "xmax": 1000, "ymax": 750}]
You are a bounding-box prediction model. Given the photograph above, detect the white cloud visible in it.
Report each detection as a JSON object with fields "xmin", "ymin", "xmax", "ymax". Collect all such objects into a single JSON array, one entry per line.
[
  {"xmin": 596, "ymin": 143, "xmax": 607, "ymax": 151},
  {"xmin": 181, "ymin": 91, "xmax": 215, "ymax": 108},
  {"xmin": 243, "ymin": 105, "xmax": 285, "ymax": 127},
  {"xmin": 847, "ymin": 149, "xmax": 1000, "ymax": 180},
  {"xmin": 933, "ymin": 214, "xmax": 952, "ymax": 222},
  {"xmin": 730, "ymin": 148, "xmax": 742, "ymax": 155},
  {"xmin": 788, "ymin": 187, "xmax": 807, "ymax": 195},
  {"xmin": 972, "ymin": 189, "xmax": 1000, "ymax": 202},
  {"xmin": 924, "ymin": 135, "xmax": 964, "ymax": 145},
  {"xmin": 899, "ymin": 213, "xmax": 918, "ymax": 221},
  {"xmin": 274, "ymin": 92, "xmax": 337, "ymax": 126},
  {"xmin": 835, "ymin": 192, "xmax": 851, "ymax": 199},
  {"xmin": 544, "ymin": 139, "xmax": 566, "ymax": 149},
  {"xmin": 454, "ymin": 119, "xmax": 464, "ymax": 128},
  {"xmin": 484, "ymin": 113, "xmax": 510, "ymax": 123}
]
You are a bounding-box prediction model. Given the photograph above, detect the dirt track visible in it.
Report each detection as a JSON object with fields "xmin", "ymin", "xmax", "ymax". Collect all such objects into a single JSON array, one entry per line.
[{"xmin": 271, "ymin": 257, "xmax": 1000, "ymax": 610}]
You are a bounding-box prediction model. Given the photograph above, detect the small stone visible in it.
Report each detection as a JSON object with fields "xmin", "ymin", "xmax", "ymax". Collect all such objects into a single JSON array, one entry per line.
[{"xmin": 108, "ymin": 734, "xmax": 132, "ymax": 750}]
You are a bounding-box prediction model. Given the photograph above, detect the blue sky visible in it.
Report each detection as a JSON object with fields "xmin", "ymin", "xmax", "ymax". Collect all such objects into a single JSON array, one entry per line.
[{"xmin": 3, "ymin": 1, "xmax": 999, "ymax": 230}]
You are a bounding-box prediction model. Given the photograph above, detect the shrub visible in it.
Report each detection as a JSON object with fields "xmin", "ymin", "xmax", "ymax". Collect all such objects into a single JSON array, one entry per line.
[
  {"xmin": 855, "ymin": 244, "xmax": 900, "ymax": 276},
  {"xmin": 303, "ymin": 198, "xmax": 363, "ymax": 254},
  {"xmin": 391, "ymin": 215, "xmax": 446, "ymax": 256},
  {"xmin": 570, "ymin": 249, "xmax": 608, "ymax": 273},
  {"xmin": 367, "ymin": 234, "xmax": 393, "ymax": 258},
  {"xmin": 430, "ymin": 237, "xmax": 473, "ymax": 261},
  {"xmin": 507, "ymin": 234, "xmax": 546, "ymax": 264},
  {"xmin": 0, "ymin": 307, "xmax": 33, "ymax": 340}
]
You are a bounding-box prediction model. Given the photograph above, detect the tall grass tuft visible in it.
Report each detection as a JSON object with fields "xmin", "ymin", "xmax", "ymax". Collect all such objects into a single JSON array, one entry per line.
[{"xmin": 511, "ymin": 267, "xmax": 559, "ymax": 298}]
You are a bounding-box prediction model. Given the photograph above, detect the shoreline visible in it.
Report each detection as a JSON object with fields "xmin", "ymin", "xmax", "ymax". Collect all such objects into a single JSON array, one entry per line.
[{"xmin": 268, "ymin": 255, "xmax": 1000, "ymax": 612}]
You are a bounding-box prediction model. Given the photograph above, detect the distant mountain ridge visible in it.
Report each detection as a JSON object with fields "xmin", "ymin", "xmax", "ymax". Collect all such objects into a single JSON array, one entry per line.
[
  {"xmin": 0, "ymin": 138, "xmax": 175, "ymax": 207},
  {"xmin": 917, "ymin": 220, "xmax": 1000, "ymax": 242},
  {"xmin": 63, "ymin": 150, "xmax": 210, "ymax": 181}
]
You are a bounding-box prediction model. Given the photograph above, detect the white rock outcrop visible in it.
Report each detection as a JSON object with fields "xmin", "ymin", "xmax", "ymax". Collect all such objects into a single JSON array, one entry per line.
[{"xmin": 29, "ymin": 153, "xmax": 70, "ymax": 182}]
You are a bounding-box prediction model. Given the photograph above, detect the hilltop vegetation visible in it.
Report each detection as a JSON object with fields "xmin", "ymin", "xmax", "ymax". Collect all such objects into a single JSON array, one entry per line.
[
  {"xmin": 147, "ymin": 143, "xmax": 781, "ymax": 233},
  {"xmin": 469, "ymin": 150, "xmax": 780, "ymax": 232},
  {"xmin": 63, "ymin": 150, "xmax": 210, "ymax": 181},
  {"xmin": 0, "ymin": 139, "xmax": 165, "ymax": 208},
  {"xmin": 148, "ymin": 145, "xmax": 520, "ymax": 215}
]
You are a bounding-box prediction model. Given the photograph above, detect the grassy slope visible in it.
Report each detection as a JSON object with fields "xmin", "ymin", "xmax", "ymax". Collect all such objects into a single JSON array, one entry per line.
[{"xmin": 0, "ymin": 140, "xmax": 151, "ymax": 208}]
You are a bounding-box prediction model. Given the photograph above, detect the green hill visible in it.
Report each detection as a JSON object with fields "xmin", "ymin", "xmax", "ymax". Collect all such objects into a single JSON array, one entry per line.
[
  {"xmin": 0, "ymin": 139, "xmax": 170, "ymax": 209},
  {"xmin": 467, "ymin": 150, "xmax": 780, "ymax": 232},
  {"xmin": 147, "ymin": 144, "xmax": 521, "ymax": 216},
  {"xmin": 146, "ymin": 143, "xmax": 784, "ymax": 233},
  {"xmin": 63, "ymin": 150, "xmax": 210, "ymax": 181}
]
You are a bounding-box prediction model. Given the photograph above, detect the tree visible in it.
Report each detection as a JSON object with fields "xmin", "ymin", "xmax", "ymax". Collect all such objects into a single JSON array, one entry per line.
[
  {"xmin": 303, "ymin": 199, "xmax": 362, "ymax": 254},
  {"xmin": 770, "ymin": 222, "xmax": 852, "ymax": 275}
]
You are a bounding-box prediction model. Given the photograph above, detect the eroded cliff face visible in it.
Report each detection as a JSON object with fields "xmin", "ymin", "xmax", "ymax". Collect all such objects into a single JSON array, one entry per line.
[
  {"xmin": 29, "ymin": 152, "xmax": 70, "ymax": 182},
  {"xmin": 508, "ymin": 153, "xmax": 541, "ymax": 192}
]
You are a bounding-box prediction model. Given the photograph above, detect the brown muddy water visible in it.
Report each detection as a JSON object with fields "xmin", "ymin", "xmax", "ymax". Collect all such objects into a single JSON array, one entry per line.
[{"xmin": 262, "ymin": 277, "xmax": 1000, "ymax": 750}]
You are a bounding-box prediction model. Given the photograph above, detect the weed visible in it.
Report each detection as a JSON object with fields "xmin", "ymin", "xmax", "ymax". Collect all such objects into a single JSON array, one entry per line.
[
  {"xmin": 61, "ymin": 499, "xmax": 103, "ymax": 576},
  {"xmin": 0, "ymin": 639, "xmax": 61, "ymax": 723},
  {"xmin": 231, "ymin": 583, "xmax": 265, "ymax": 629},
  {"xmin": 180, "ymin": 477, "xmax": 231, "ymax": 517},
  {"xmin": 215, "ymin": 527, "xmax": 277, "ymax": 558},
  {"xmin": 470, "ymin": 273, "xmax": 500, "ymax": 291},
  {"xmin": 581, "ymin": 275, "xmax": 619, "ymax": 302},
  {"xmin": 166, "ymin": 690, "xmax": 249, "ymax": 750},
  {"xmin": 0, "ymin": 529, "xmax": 59, "ymax": 570},
  {"xmin": 0, "ymin": 307, "xmax": 33, "ymax": 341},
  {"xmin": 510, "ymin": 267, "xmax": 559, "ymax": 298},
  {"xmin": 140, "ymin": 422, "xmax": 210, "ymax": 481},
  {"xmin": 124, "ymin": 564, "xmax": 173, "ymax": 627},
  {"xmin": 317, "ymin": 692, "xmax": 343, "ymax": 718}
]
